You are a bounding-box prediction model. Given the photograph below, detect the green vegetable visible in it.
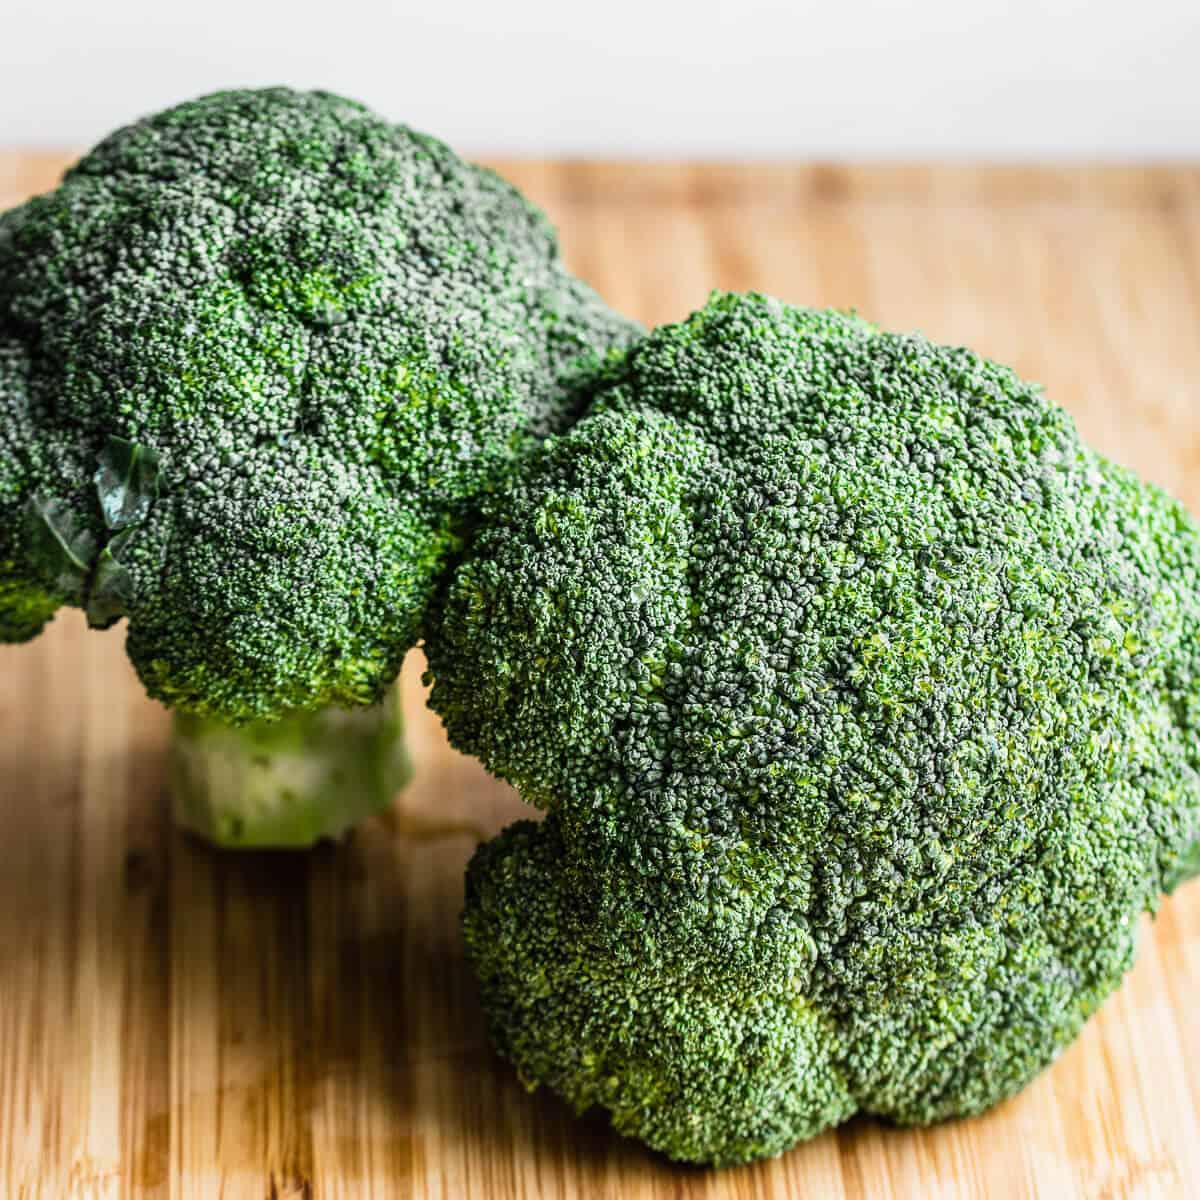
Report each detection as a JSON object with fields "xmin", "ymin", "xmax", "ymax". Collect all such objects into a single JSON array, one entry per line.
[
  {"xmin": 0, "ymin": 86, "xmax": 639, "ymax": 715},
  {"xmin": 0, "ymin": 87, "xmax": 639, "ymax": 845},
  {"xmin": 427, "ymin": 292, "xmax": 1200, "ymax": 1164},
  {"xmin": 171, "ymin": 686, "xmax": 410, "ymax": 848}
]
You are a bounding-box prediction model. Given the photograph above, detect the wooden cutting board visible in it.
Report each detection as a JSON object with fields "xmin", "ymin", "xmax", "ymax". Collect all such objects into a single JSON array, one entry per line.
[{"xmin": 1, "ymin": 154, "xmax": 1198, "ymax": 1200}]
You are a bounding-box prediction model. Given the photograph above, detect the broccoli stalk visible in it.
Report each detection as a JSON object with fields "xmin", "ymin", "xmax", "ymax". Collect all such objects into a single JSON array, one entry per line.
[
  {"xmin": 1166, "ymin": 838, "xmax": 1200, "ymax": 893},
  {"xmin": 170, "ymin": 687, "xmax": 410, "ymax": 848}
]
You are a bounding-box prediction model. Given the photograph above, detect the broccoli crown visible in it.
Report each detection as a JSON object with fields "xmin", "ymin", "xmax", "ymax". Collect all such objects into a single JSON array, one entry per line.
[
  {"xmin": 427, "ymin": 292, "xmax": 1200, "ymax": 1164},
  {"xmin": 0, "ymin": 87, "xmax": 639, "ymax": 719},
  {"xmin": 0, "ymin": 333, "xmax": 58, "ymax": 640}
]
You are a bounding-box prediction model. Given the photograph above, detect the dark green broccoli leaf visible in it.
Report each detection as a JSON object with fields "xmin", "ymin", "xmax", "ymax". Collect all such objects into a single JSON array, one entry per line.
[
  {"xmin": 94, "ymin": 436, "xmax": 161, "ymax": 532},
  {"xmin": 22, "ymin": 493, "xmax": 98, "ymax": 606}
]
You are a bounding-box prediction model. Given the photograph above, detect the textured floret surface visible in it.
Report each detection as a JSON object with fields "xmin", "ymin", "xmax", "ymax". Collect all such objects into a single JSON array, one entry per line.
[
  {"xmin": 429, "ymin": 293, "xmax": 1200, "ymax": 1164},
  {"xmin": 0, "ymin": 87, "xmax": 640, "ymax": 719}
]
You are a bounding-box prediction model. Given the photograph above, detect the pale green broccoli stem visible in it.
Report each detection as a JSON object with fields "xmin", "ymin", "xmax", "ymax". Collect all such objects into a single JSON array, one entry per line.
[
  {"xmin": 1166, "ymin": 838, "xmax": 1200, "ymax": 893},
  {"xmin": 169, "ymin": 687, "xmax": 411, "ymax": 848}
]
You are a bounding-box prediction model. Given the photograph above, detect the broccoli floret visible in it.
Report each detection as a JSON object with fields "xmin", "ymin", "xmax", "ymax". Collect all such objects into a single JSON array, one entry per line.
[
  {"xmin": 428, "ymin": 292, "xmax": 1200, "ymax": 1163},
  {"xmin": 0, "ymin": 87, "xmax": 639, "ymax": 845},
  {"xmin": 465, "ymin": 819, "xmax": 856, "ymax": 1166},
  {"xmin": 0, "ymin": 87, "xmax": 639, "ymax": 715},
  {"xmin": 0, "ymin": 333, "xmax": 60, "ymax": 640}
]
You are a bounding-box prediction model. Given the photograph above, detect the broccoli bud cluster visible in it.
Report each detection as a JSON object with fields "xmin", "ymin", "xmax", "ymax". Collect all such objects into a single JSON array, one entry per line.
[
  {"xmin": 426, "ymin": 293, "xmax": 1200, "ymax": 1163},
  {"xmin": 0, "ymin": 87, "xmax": 639, "ymax": 720}
]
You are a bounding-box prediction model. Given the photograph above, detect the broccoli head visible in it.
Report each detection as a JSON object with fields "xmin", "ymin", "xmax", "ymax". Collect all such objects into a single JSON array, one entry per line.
[
  {"xmin": 0, "ymin": 87, "xmax": 640, "ymax": 721},
  {"xmin": 0, "ymin": 332, "xmax": 58, "ymax": 640},
  {"xmin": 427, "ymin": 292, "xmax": 1200, "ymax": 1163}
]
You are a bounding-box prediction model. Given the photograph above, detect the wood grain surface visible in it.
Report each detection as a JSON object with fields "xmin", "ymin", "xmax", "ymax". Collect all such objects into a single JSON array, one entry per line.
[{"xmin": 1, "ymin": 153, "xmax": 1199, "ymax": 1200}]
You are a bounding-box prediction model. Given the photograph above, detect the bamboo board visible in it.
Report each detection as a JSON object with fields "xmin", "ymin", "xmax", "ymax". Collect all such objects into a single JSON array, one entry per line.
[{"xmin": 1, "ymin": 154, "xmax": 1199, "ymax": 1200}]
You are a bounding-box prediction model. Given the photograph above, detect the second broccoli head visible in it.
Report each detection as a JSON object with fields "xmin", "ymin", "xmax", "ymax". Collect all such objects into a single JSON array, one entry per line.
[
  {"xmin": 0, "ymin": 87, "xmax": 639, "ymax": 721},
  {"xmin": 427, "ymin": 292, "xmax": 1200, "ymax": 1164}
]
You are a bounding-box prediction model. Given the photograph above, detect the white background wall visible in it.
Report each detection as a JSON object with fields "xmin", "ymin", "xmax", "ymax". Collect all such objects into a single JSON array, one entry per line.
[{"xmin": 1, "ymin": 0, "xmax": 1197, "ymax": 156}]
